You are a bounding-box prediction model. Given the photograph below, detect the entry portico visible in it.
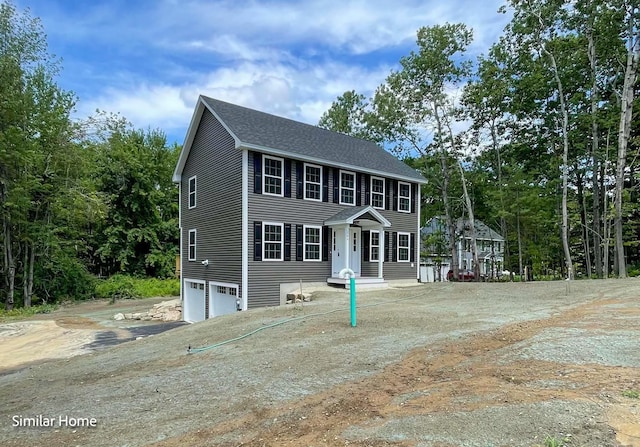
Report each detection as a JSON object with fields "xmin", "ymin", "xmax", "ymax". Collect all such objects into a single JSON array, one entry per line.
[{"xmin": 325, "ymin": 206, "xmax": 391, "ymax": 286}]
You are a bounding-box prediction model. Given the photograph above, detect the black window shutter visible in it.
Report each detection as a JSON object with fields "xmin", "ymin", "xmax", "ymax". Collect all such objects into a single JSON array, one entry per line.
[
  {"xmin": 253, "ymin": 152, "xmax": 262, "ymax": 194},
  {"xmin": 284, "ymin": 223, "xmax": 291, "ymax": 261},
  {"xmin": 392, "ymin": 232, "xmax": 398, "ymax": 262},
  {"xmin": 363, "ymin": 230, "xmax": 370, "ymax": 262},
  {"xmin": 322, "ymin": 168, "xmax": 329, "ymax": 202},
  {"xmin": 254, "ymin": 221, "xmax": 262, "ymax": 261},
  {"xmin": 296, "ymin": 225, "xmax": 304, "ymax": 261},
  {"xmin": 322, "ymin": 226, "xmax": 329, "ymax": 261},
  {"xmin": 410, "ymin": 233, "xmax": 416, "ymax": 262},
  {"xmin": 356, "ymin": 173, "xmax": 362, "ymax": 206},
  {"xmin": 384, "ymin": 232, "xmax": 390, "ymax": 262},
  {"xmin": 385, "ymin": 178, "xmax": 392, "ymax": 210},
  {"xmin": 392, "ymin": 180, "xmax": 398, "ymax": 211},
  {"xmin": 296, "ymin": 162, "xmax": 303, "ymax": 199},
  {"xmin": 364, "ymin": 174, "xmax": 371, "ymax": 206},
  {"xmin": 411, "ymin": 184, "xmax": 417, "ymax": 213},
  {"xmin": 284, "ymin": 159, "xmax": 292, "ymax": 198},
  {"xmin": 333, "ymin": 169, "xmax": 339, "ymax": 203}
]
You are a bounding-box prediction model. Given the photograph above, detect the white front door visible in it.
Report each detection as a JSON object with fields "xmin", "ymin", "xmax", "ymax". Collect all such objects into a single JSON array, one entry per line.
[
  {"xmin": 350, "ymin": 227, "xmax": 361, "ymax": 276},
  {"xmin": 331, "ymin": 228, "xmax": 345, "ymax": 277}
]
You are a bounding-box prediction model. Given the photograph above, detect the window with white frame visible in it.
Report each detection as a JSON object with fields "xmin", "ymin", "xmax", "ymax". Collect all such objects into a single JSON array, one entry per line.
[
  {"xmin": 398, "ymin": 182, "xmax": 411, "ymax": 212},
  {"xmin": 217, "ymin": 286, "xmax": 227, "ymax": 294},
  {"xmin": 370, "ymin": 231, "xmax": 380, "ymax": 261},
  {"xmin": 263, "ymin": 223, "xmax": 283, "ymax": 261},
  {"xmin": 340, "ymin": 170, "xmax": 355, "ymax": 205},
  {"xmin": 371, "ymin": 176, "xmax": 385, "ymax": 209},
  {"xmin": 188, "ymin": 176, "xmax": 197, "ymax": 209},
  {"xmin": 263, "ymin": 155, "xmax": 283, "ymax": 196},
  {"xmin": 397, "ymin": 232, "xmax": 410, "ymax": 262},
  {"xmin": 188, "ymin": 229, "xmax": 196, "ymax": 261},
  {"xmin": 304, "ymin": 225, "xmax": 321, "ymax": 261},
  {"xmin": 304, "ymin": 164, "xmax": 322, "ymax": 201}
]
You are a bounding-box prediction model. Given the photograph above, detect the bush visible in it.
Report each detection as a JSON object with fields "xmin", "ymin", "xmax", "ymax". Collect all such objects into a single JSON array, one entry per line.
[
  {"xmin": 94, "ymin": 275, "xmax": 179, "ymax": 301},
  {"xmin": 0, "ymin": 303, "xmax": 58, "ymax": 322}
]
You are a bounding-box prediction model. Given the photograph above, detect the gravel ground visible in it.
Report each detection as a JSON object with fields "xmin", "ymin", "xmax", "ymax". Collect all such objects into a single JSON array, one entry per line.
[{"xmin": 1, "ymin": 279, "xmax": 639, "ymax": 447}]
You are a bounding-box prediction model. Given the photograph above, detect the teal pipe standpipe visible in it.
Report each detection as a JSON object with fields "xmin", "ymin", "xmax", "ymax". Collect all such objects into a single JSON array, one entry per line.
[{"xmin": 350, "ymin": 276, "xmax": 356, "ymax": 327}]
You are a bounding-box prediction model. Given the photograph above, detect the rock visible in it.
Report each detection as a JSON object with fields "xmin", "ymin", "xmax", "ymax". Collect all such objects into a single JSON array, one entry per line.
[{"xmin": 113, "ymin": 313, "xmax": 125, "ymax": 321}]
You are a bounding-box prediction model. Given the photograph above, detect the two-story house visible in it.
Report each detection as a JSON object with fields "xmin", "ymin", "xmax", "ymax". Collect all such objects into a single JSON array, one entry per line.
[
  {"xmin": 173, "ymin": 96, "xmax": 426, "ymax": 322},
  {"xmin": 421, "ymin": 216, "xmax": 505, "ymax": 281}
]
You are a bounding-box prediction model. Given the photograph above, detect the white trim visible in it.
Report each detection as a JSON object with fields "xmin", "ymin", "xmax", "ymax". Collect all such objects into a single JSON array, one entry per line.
[
  {"xmin": 178, "ymin": 181, "xmax": 183, "ymax": 300},
  {"xmin": 188, "ymin": 229, "xmax": 197, "ymax": 261},
  {"xmin": 370, "ymin": 176, "xmax": 385, "ymax": 209},
  {"xmin": 417, "ymin": 185, "xmax": 421, "ymax": 280},
  {"xmin": 263, "ymin": 154, "xmax": 284, "ymax": 197},
  {"xmin": 398, "ymin": 181, "xmax": 411, "ymax": 213},
  {"xmin": 303, "ymin": 225, "xmax": 322, "ymax": 262},
  {"xmin": 241, "ymin": 150, "xmax": 248, "ymax": 311},
  {"xmin": 370, "ymin": 230, "xmax": 380, "ymax": 262},
  {"xmin": 339, "ymin": 170, "xmax": 356, "ymax": 206},
  {"xmin": 397, "ymin": 231, "xmax": 410, "ymax": 262},
  {"xmin": 188, "ymin": 175, "xmax": 197, "ymax": 209},
  {"xmin": 262, "ymin": 222, "xmax": 284, "ymax": 261},
  {"xmin": 303, "ymin": 163, "xmax": 322, "ymax": 202},
  {"xmin": 324, "ymin": 205, "xmax": 391, "ymax": 227}
]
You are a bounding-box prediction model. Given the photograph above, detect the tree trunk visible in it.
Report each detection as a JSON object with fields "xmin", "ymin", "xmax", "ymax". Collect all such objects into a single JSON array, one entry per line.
[
  {"xmin": 614, "ymin": 25, "xmax": 639, "ymax": 278},
  {"xmin": 22, "ymin": 242, "xmax": 35, "ymax": 307},
  {"xmin": 3, "ymin": 216, "xmax": 15, "ymax": 310},
  {"xmin": 517, "ymin": 207, "xmax": 524, "ymax": 281},
  {"xmin": 588, "ymin": 29, "xmax": 603, "ymax": 278},
  {"xmin": 575, "ymin": 169, "xmax": 592, "ymax": 277},
  {"xmin": 458, "ymin": 161, "xmax": 478, "ymax": 280}
]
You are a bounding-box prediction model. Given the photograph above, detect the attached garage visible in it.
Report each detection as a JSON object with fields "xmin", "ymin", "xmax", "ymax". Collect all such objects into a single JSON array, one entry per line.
[
  {"xmin": 183, "ymin": 279, "xmax": 206, "ymax": 323},
  {"xmin": 209, "ymin": 282, "xmax": 239, "ymax": 318}
]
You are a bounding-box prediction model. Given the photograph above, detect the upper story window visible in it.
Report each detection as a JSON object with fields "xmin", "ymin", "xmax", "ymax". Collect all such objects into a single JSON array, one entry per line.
[
  {"xmin": 340, "ymin": 170, "xmax": 356, "ymax": 205},
  {"xmin": 188, "ymin": 176, "xmax": 197, "ymax": 209},
  {"xmin": 371, "ymin": 176, "xmax": 385, "ymax": 209},
  {"xmin": 304, "ymin": 225, "xmax": 322, "ymax": 261},
  {"xmin": 370, "ymin": 230, "xmax": 380, "ymax": 261},
  {"xmin": 397, "ymin": 232, "xmax": 410, "ymax": 262},
  {"xmin": 263, "ymin": 222, "xmax": 283, "ymax": 261},
  {"xmin": 398, "ymin": 181, "xmax": 411, "ymax": 213},
  {"xmin": 188, "ymin": 229, "xmax": 197, "ymax": 261},
  {"xmin": 305, "ymin": 163, "xmax": 322, "ymax": 201},
  {"xmin": 263, "ymin": 155, "xmax": 283, "ymax": 196}
]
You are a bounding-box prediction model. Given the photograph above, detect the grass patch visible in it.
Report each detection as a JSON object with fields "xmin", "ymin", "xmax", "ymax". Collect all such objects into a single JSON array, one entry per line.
[
  {"xmin": 94, "ymin": 275, "xmax": 179, "ymax": 302},
  {"xmin": 622, "ymin": 390, "xmax": 640, "ymax": 399},
  {"xmin": 0, "ymin": 303, "xmax": 59, "ymax": 322}
]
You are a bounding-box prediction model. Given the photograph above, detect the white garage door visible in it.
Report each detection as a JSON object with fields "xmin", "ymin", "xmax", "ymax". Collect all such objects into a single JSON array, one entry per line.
[
  {"xmin": 183, "ymin": 279, "xmax": 206, "ymax": 323},
  {"xmin": 209, "ymin": 282, "xmax": 239, "ymax": 318}
]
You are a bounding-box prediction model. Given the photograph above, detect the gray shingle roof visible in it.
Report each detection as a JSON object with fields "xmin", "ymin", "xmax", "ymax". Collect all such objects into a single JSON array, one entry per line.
[
  {"xmin": 421, "ymin": 217, "xmax": 504, "ymax": 241},
  {"xmin": 201, "ymin": 96, "xmax": 425, "ymax": 182}
]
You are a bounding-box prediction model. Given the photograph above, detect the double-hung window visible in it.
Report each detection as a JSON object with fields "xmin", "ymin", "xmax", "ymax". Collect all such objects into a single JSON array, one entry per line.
[
  {"xmin": 397, "ymin": 232, "xmax": 410, "ymax": 262},
  {"xmin": 263, "ymin": 155, "xmax": 283, "ymax": 196},
  {"xmin": 188, "ymin": 176, "xmax": 197, "ymax": 209},
  {"xmin": 340, "ymin": 170, "xmax": 356, "ymax": 205},
  {"xmin": 304, "ymin": 225, "xmax": 321, "ymax": 261},
  {"xmin": 304, "ymin": 164, "xmax": 322, "ymax": 201},
  {"xmin": 371, "ymin": 176, "xmax": 385, "ymax": 209},
  {"xmin": 398, "ymin": 181, "xmax": 411, "ymax": 212},
  {"xmin": 263, "ymin": 223, "xmax": 283, "ymax": 261},
  {"xmin": 370, "ymin": 231, "xmax": 380, "ymax": 261},
  {"xmin": 188, "ymin": 229, "xmax": 197, "ymax": 261}
]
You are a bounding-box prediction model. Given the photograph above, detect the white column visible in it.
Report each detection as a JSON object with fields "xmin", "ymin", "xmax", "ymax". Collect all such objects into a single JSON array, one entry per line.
[
  {"xmin": 378, "ymin": 228, "xmax": 384, "ymax": 279},
  {"xmin": 344, "ymin": 226, "xmax": 350, "ymax": 274}
]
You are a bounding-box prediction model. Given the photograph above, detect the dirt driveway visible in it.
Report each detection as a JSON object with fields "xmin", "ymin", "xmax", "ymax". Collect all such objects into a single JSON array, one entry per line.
[{"xmin": 1, "ymin": 280, "xmax": 639, "ymax": 447}]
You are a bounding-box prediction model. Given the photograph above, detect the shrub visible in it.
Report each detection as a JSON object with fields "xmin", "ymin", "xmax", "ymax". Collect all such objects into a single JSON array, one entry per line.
[
  {"xmin": 94, "ymin": 275, "xmax": 180, "ymax": 301},
  {"xmin": 0, "ymin": 304, "xmax": 58, "ymax": 322}
]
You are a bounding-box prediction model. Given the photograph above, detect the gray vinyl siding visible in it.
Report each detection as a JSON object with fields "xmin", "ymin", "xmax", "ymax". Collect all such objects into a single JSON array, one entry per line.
[
  {"xmin": 248, "ymin": 154, "xmax": 418, "ymax": 307},
  {"xmin": 181, "ymin": 109, "xmax": 242, "ymax": 314}
]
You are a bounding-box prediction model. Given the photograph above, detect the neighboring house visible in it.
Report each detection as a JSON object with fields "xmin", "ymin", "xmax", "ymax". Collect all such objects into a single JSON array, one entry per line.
[
  {"xmin": 172, "ymin": 96, "xmax": 427, "ymax": 322},
  {"xmin": 421, "ymin": 216, "xmax": 505, "ymax": 281}
]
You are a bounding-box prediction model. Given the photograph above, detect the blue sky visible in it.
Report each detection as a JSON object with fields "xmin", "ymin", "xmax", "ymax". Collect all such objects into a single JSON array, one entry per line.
[{"xmin": 16, "ymin": 0, "xmax": 512, "ymax": 145}]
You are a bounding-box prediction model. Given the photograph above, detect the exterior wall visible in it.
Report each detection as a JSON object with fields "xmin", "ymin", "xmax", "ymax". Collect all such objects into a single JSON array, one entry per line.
[
  {"xmin": 247, "ymin": 152, "xmax": 419, "ymax": 308},
  {"xmin": 180, "ymin": 109, "xmax": 243, "ymax": 316}
]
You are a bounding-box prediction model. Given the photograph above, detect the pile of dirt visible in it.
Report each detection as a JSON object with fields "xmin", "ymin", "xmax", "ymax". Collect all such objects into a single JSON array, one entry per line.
[{"xmin": 1, "ymin": 280, "xmax": 639, "ymax": 447}]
